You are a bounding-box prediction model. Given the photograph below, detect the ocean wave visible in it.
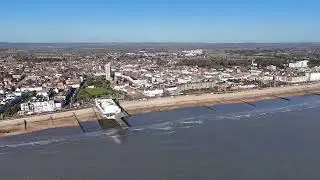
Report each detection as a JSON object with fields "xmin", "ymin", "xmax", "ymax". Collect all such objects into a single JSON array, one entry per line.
[
  {"xmin": 212, "ymin": 101, "xmax": 320, "ymax": 121},
  {"xmin": 155, "ymin": 131, "xmax": 176, "ymax": 135},
  {"xmin": 179, "ymin": 120, "xmax": 204, "ymax": 125},
  {"xmin": 138, "ymin": 121, "xmax": 174, "ymax": 131},
  {"xmin": 0, "ymin": 152, "xmax": 8, "ymax": 155},
  {"xmin": 0, "ymin": 139, "xmax": 62, "ymax": 148},
  {"xmin": 154, "ymin": 126, "xmax": 173, "ymax": 131},
  {"xmin": 132, "ymin": 118, "xmax": 205, "ymax": 133},
  {"xmin": 0, "ymin": 128, "xmax": 121, "ymax": 150},
  {"xmin": 179, "ymin": 126, "xmax": 192, "ymax": 129},
  {"xmin": 132, "ymin": 128, "xmax": 145, "ymax": 131}
]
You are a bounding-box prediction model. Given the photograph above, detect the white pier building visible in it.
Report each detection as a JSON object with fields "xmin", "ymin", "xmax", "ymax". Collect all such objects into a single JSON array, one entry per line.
[{"xmin": 95, "ymin": 98, "xmax": 121, "ymax": 120}]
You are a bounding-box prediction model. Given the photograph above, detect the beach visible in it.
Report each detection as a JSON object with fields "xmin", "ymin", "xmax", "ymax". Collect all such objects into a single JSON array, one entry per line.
[
  {"xmin": 1, "ymin": 83, "xmax": 320, "ymax": 137},
  {"xmin": 121, "ymin": 83, "xmax": 320, "ymax": 114},
  {"xmin": 2, "ymin": 92, "xmax": 320, "ymax": 180}
]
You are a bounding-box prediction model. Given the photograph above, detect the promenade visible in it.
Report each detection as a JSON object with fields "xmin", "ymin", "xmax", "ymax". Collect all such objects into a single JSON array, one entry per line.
[
  {"xmin": 1, "ymin": 83, "xmax": 320, "ymax": 137},
  {"xmin": 121, "ymin": 83, "xmax": 320, "ymax": 114}
]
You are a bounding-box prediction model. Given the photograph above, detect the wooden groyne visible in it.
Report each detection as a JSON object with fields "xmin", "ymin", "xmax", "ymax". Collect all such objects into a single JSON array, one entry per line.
[
  {"xmin": 0, "ymin": 108, "xmax": 98, "ymax": 137},
  {"xmin": 1, "ymin": 83, "xmax": 320, "ymax": 137},
  {"xmin": 120, "ymin": 84, "xmax": 320, "ymax": 114}
]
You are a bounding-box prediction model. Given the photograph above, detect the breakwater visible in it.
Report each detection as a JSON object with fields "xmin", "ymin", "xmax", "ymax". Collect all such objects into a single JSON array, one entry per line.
[
  {"xmin": 1, "ymin": 83, "xmax": 320, "ymax": 137},
  {"xmin": 121, "ymin": 83, "xmax": 320, "ymax": 114},
  {"xmin": 0, "ymin": 108, "xmax": 99, "ymax": 137}
]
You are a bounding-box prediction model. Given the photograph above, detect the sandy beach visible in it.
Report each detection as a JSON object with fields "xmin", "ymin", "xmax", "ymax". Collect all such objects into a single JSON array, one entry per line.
[
  {"xmin": 1, "ymin": 83, "xmax": 320, "ymax": 137},
  {"xmin": 120, "ymin": 83, "xmax": 320, "ymax": 114}
]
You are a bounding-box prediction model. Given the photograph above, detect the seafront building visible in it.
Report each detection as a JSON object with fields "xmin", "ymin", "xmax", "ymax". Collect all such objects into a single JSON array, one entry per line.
[
  {"xmin": 19, "ymin": 93, "xmax": 62, "ymax": 115},
  {"xmin": 95, "ymin": 98, "xmax": 121, "ymax": 119},
  {"xmin": 2, "ymin": 45, "xmax": 320, "ymax": 118}
]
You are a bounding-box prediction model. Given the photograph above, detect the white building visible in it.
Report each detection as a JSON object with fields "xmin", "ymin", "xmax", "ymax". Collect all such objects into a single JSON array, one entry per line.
[
  {"xmin": 19, "ymin": 91, "xmax": 61, "ymax": 115},
  {"xmin": 267, "ymin": 65, "xmax": 277, "ymax": 71},
  {"xmin": 95, "ymin": 98, "xmax": 121, "ymax": 119},
  {"xmin": 37, "ymin": 91, "xmax": 48, "ymax": 97},
  {"xmin": 20, "ymin": 87, "xmax": 43, "ymax": 92},
  {"xmin": 105, "ymin": 62, "xmax": 112, "ymax": 81},
  {"xmin": 20, "ymin": 99, "xmax": 56, "ymax": 115},
  {"xmin": 178, "ymin": 78, "xmax": 191, "ymax": 84},
  {"xmin": 309, "ymin": 72, "xmax": 320, "ymax": 81},
  {"xmin": 274, "ymin": 75, "xmax": 309, "ymax": 83},
  {"xmin": 182, "ymin": 49, "xmax": 203, "ymax": 56},
  {"xmin": 259, "ymin": 75, "xmax": 274, "ymax": 81},
  {"xmin": 251, "ymin": 60, "xmax": 258, "ymax": 67},
  {"xmin": 289, "ymin": 60, "xmax": 309, "ymax": 68},
  {"xmin": 143, "ymin": 89, "xmax": 164, "ymax": 97}
]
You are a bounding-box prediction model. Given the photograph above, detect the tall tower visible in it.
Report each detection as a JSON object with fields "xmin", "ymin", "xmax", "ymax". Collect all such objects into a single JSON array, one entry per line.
[{"xmin": 105, "ymin": 62, "xmax": 111, "ymax": 81}]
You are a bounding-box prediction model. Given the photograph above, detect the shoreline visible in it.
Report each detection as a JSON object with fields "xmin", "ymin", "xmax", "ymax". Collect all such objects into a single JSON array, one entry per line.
[
  {"xmin": 1, "ymin": 83, "xmax": 320, "ymax": 137},
  {"xmin": 121, "ymin": 83, "xmax": 320, "ymax": 114}
]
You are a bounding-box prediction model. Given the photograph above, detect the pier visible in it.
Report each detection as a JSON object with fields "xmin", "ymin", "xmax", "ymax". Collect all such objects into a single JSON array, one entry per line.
[
  {"xmin": 1, "ymin": 84, "xmax": 320, "ymax": 137},
  {"xmin": 94, "ymin": 98, "xmax": 130, "ymax": 129}
]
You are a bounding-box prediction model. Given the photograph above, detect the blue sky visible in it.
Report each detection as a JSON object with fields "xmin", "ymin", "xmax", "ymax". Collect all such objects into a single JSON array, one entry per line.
[{"xmin": 0, "ymin": 0, "xmax": 319, "ymax": 42}]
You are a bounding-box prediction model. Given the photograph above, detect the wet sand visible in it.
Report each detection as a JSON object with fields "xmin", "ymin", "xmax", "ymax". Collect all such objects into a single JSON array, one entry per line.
[
  {"xmin": 2, "ymin": 94, "xmax": 320, "ymax": 180},
  {"xmin": 1, "ymin": 83, "xmax": 320, "ymax": 137},
  {"xmin": 121, "ymin": 83, "xmax": 320, "ymax": 114}
]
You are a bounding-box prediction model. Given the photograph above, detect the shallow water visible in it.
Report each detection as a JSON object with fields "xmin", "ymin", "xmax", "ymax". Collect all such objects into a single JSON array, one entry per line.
[{"xmin": 1, "ymin": 95, "xmax": 320, "ymax": 180}]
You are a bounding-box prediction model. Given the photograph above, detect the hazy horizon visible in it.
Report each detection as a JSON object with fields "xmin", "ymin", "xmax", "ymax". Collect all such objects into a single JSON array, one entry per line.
[{"xmin": 1, "ymin": 41, "xmax": 320, "ymax": 44}]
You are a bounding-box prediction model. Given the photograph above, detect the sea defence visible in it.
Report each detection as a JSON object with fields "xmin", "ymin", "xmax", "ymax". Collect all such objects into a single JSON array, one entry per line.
[
  {"xmin": 0, "ymin": 108, "xmax": 98, "ymax": 137},
  {"xmin": 121, "ymin": 83, "xmax": 320, "ymax": 114},
  {"xmin": 1, "ymin": 83, "xmax": 320, "ymax": 137}
]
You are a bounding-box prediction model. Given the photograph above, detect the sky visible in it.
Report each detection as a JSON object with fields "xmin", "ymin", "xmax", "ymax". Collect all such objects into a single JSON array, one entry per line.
[{"xmin": 0, "ymin": 0, "xmax": 319, "ymax": 43}]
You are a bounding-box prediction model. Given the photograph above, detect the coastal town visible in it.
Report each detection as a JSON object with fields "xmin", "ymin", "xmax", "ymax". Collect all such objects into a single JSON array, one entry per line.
[{"xmin": 1, "ymin": 43, "xmax": 320, "ymax": 119}]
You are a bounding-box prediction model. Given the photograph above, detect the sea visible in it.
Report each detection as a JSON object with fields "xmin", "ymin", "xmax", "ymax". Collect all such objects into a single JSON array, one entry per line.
[{"xmin": 1, "ymin": 95, "xmax": 320, "ymax": 180}]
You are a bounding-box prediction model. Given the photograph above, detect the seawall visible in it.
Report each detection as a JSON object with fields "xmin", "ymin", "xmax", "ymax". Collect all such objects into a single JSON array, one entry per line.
[
  {"xmin": 0, "ymin": 108, "xmax": 99, "ymax": 137},
  {"xmin": 121, "ymin": 83, "xmax": 320, "ymax": 114},
  {"xmin": 1, "ymin": 83, "xmax": 320, "ymax": 137}
]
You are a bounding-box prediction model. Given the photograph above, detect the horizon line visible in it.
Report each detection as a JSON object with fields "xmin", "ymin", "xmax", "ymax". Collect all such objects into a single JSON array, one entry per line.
[{"xmin": 1, "ymin": 41, "xmax": 320, "ymax": 44}]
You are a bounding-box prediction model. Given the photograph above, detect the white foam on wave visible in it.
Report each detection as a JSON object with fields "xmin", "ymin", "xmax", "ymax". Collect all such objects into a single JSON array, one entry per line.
[
  {"xmin": 211, "ymin": 101, "xmax": 320, "ymax": 121},
  {"xmin": 153, "ymin": 126, "xmax": 173, "ymax": 131},
  {"xmin": 180, "ymin": 126, "xmax": 192, "ymax": 129},
  {"xmin": 110, "ymin": 135, "xmax": 122, "ymax": 144},
  {"xmin": 180, "ymin": 120, "xmax": 204, "ymax": 124},
  {"xmin": 132, "ymin": 128, "xmax": 145, "ymax": 131},
  {"xmin": 154, "ymin": 130, "xmax": 176, "ymax": 135},
  {"xmin": 101, "ymin": 129, "xmax": 119, "ymax": 136},
  {"xmin": 142, "ymin": 121, "xmax": 173, "ymax": 131},
  {"xmin": 0, "ymin": 139, "xmax": 62, "ymax": 148},
  {"xmin": 0, "ymin": 128, "xmax": 121, "ymax": 151}
]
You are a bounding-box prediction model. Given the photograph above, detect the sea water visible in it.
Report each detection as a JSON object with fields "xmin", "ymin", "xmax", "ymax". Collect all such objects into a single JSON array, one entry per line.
[{"xmin": 1, "ymin": 95, "xmax": 320, "ymax": 180}]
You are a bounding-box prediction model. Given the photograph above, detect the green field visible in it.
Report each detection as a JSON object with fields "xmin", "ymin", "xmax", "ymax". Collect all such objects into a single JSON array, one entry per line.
[
  {"xmin": 76, "ymin": 87, "xmax": 114, "ymax": 101},
  {"xmin": 85, "ymin": 87, "xmax": 110, "ymax": 96}
]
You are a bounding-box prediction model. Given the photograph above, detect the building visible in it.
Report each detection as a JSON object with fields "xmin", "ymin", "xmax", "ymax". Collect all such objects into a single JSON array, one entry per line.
[
  {"xmin": 143, "ymin": 89, "xmax": 164, "ymax": 97},
  {"xmin": 20, "ymin": 98, "xmax": 56, "ymax": 115},
  {"xmin": 182, "ymin": 49, "xmax": 203, "ymax": 56},
  {"xmin": 19, "ymin": 93, "xmax": 61, "ymax": 115},
  {"xmin": 95, "ymin": 98, "xmax": 121, "ymax": 119},
  {"xmin": 267, "ymin": 65, "xmax": 277, "ymax": 71},
  {"xmin": 105, "ymin": 62, "xmax": 112, "ymax": 81},
  {"xmin": 274, "ymin": 75, "xmax": 309, "ymax": 83},
  {"xmin": 177, "ymin": 81, "xmax": 216, "ymax": 94},
  {"xmin": 289, "ymin": 60, "xmax": 309, "ymax": 69},
  {"xmin": 308, "ymin": 72, "xmax": 320, "ymax": 82}
]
